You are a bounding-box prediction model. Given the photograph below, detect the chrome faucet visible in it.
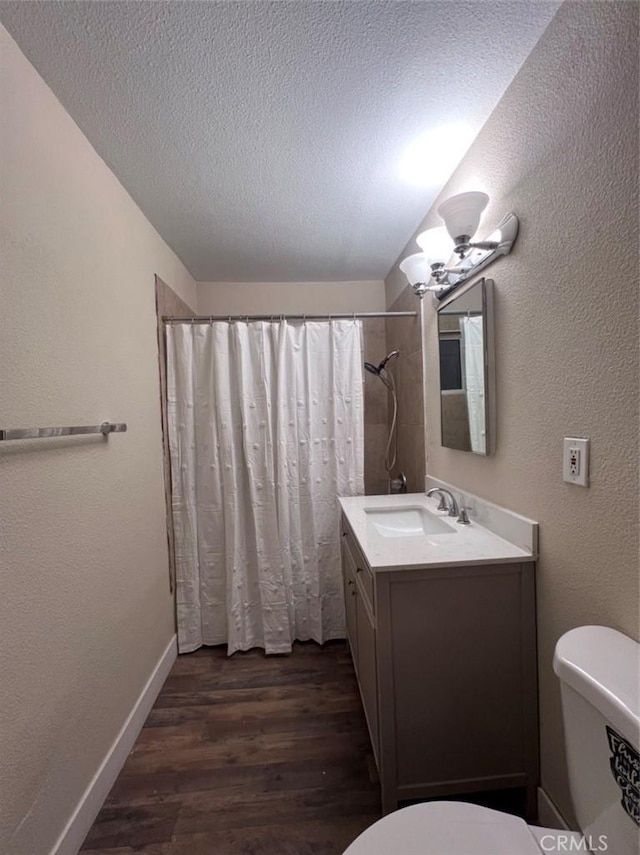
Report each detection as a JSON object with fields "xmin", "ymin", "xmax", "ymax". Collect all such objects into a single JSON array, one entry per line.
[
  {"xmin": 426, "ymin": 487, "xmax": 470, "ymax": 525},
  {"xmin": 426, "ymin": 487, "xmax": 458, "ymax": 516}
]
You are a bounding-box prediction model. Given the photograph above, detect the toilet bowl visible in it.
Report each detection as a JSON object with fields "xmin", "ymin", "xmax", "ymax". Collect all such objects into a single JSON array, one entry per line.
[
  {"xmin": 343, "ymin": 800, "xmax": 585, "ymax": 854},
  {"xmin": 343, "ymin": 626, "xmax": 640, "ymax": 855}
]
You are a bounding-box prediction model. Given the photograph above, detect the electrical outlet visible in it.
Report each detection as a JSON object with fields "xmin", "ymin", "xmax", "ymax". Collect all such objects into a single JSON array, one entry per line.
[{"xmin": 563, "ymin": 437, "xmax": 590, "ymax": 487}]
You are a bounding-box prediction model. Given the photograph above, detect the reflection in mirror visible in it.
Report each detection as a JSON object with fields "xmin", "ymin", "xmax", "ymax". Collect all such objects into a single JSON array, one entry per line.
[{"xmin": 437, "ymin": 278, "xmax": 493, "ymax": 455}]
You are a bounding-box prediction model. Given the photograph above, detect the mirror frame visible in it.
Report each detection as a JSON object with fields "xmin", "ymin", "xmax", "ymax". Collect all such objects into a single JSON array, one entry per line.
[{"xmin": 436, "ymin": 277, "xmax": 495, "ymax": 455}]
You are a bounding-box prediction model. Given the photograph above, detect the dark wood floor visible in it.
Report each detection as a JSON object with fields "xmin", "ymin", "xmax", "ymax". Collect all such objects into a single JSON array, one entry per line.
[{"xmin": 80, "ymin": 641, "xmax": 381, "ymax": 854}]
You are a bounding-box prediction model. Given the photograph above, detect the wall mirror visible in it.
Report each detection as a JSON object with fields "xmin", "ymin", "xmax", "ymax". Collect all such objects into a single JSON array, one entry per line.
[{"xmin": 437, "ymin": 277, "xmax": 494, "ymax": 455}]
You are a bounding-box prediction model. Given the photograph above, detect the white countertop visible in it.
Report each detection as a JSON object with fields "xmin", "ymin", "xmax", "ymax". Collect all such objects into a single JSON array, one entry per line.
[{"xmin": 339, "ymin": 492, "xmax": 536, "ymax": 572}]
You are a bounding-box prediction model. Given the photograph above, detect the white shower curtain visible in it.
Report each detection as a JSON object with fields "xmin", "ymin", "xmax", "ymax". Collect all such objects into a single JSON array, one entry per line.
[
  {"xmin": 461, "ymin": 316, "xmax": 486, "ymax": 454},
  {"xmin": 166, "ymin": 320, "xmax": 364, "ymax": 655}
]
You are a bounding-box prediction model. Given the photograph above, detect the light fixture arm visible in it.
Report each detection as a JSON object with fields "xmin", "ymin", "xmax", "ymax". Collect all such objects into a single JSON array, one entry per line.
[
  {"xmin": 469, "ymin": 239, "xmax": 500, "ymax": 251},
  {"xmin": 452, "ymin": 238, "xmax": 499, "ymax": 256}
]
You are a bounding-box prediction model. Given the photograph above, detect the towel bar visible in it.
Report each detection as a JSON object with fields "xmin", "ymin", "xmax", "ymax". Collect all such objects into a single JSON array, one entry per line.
[{"xmin": 0, "ymin": 422, "xmax": 127, "ymax": 441}]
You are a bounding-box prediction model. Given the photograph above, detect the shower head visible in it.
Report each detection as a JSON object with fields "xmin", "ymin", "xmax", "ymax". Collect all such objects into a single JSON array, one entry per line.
[{"xmin": 364, "ymin": 350, "xmax": 400, "ymax": 376}]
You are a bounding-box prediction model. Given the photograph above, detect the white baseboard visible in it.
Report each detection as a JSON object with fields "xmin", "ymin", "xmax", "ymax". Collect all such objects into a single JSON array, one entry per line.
[
  {"xmin": 537, "ymin": 786, "xmax": 570, "ymax": 830},
  {"xmin": 49, "ymin": 635, "xmax": 178, "ymax": 855}
]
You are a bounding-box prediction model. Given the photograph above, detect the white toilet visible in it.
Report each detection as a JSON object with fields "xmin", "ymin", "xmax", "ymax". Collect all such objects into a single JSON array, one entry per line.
[{"xmin": 343, "ymin": 626, "xmax": 640, "ymax": 855}]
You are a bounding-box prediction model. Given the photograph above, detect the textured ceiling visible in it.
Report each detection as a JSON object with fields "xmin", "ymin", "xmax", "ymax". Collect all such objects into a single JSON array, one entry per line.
[{"xmin": 0, "ymin": 1, "xmax": 559, "ymax": 282}]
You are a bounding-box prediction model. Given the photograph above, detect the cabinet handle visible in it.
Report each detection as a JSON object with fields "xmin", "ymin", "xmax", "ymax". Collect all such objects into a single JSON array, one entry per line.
[
  {"xmin": 347, "ymin": 580, "xmax": 354, "ymax": 586},
  {"xmin": 356, "ymin": 567, "xmax": 363, "ymax": 573},
  {"xmin": 351, "ymin": 589, "xmax": 357, "ymax": 596}
]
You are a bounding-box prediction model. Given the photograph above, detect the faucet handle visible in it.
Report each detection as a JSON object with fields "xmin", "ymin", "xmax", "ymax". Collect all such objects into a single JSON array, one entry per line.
[
  {"xmin": 436, "ymin": 495, "xmax": 448, "ymax": 512},
  {"xmin": 457, "ymin": 506, "xmax": 471, "ymax": 525}
]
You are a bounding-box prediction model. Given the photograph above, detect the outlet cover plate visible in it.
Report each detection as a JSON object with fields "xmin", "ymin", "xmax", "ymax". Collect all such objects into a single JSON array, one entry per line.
[{"xmin": 563, "ymin": 437, "xmax": 590, "ymax": 487}]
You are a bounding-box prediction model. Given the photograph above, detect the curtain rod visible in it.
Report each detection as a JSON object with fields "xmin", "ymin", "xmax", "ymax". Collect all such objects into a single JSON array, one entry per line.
[{"xmin": 163, "ymin": 312, "xmax": 417, "ymax": 324}]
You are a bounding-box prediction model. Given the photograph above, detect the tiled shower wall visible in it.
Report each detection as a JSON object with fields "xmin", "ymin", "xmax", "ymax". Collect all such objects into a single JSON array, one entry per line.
[
  {"xmin": 362, "ymin": 318, "xmax": 389, "ymax": 495},
  {"xmin": 384, "ymin": 288, "xmax": 425, "ymax": 493},
  {"xmin": 155, "ymin": 276, "xmax": 196, "ymax": 593}
]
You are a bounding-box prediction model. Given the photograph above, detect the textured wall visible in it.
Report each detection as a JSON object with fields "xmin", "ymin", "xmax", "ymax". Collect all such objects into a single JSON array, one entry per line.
[
  {"xmin": 386, "ymin": 1, "xmax": 639, "ymax": 824},
  {"xmin": 0, "ymin": 25, "xmax": 196, "ymax": 855},
  {"xmin": 196, "ymin": 280, "xmax": 385, "ymax": 315}
]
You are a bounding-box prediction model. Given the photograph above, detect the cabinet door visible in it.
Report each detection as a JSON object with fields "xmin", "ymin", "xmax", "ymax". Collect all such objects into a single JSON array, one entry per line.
[
  {"xmin": 356, "ymin": 590, "xmax": 379, "ymax": 761},
  {"xmin": 388, "ymin": 565, "xmax": 534, "ymax": 790},
  {"xmin": 342, "ymin": 539, "xmax": 358, "ymax": 667}
]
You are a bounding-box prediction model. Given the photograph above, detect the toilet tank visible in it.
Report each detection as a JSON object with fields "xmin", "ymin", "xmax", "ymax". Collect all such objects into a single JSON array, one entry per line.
[{"xmin": 553, "ymin": 626, "xmax": 640, "ymax": 855}]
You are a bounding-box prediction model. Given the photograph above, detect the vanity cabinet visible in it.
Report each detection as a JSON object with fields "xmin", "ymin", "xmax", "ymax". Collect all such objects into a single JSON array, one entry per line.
[
  {"xmin": 340, "ymin": 512, "xmax": 539, "ymax": 818},
  {"xmin": 342, "ymin": 519, "xmax": 379, "ymax": 760}
]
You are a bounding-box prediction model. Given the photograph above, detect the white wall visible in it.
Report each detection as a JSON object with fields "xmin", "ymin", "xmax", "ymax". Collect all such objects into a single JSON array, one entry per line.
[
  {"xmin": 197, "ymin": 280, "xmax": 385, "ymax": 315},
  {"xmin": 0, "ymin": 24, "xmax": 196, "ymax": 855},
  {"xmin": 386, "ymin": 0, "xmax": 639, "ymax": 824}
]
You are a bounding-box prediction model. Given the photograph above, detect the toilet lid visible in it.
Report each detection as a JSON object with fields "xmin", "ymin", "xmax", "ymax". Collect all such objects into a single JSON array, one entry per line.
[{"xmin": 343, "ymin": 801, "xmax": 544, "ymax": 855}]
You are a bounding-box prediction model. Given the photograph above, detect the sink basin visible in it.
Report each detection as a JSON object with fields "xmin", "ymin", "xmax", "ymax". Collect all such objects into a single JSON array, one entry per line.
[{"xmin": 365, "ymin": 506, "xmax": 457, "ymax": 538}]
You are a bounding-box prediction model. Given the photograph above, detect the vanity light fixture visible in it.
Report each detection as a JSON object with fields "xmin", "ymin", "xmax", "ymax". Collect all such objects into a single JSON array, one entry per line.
[
  {"xmin": 398, "ymin": 253, "xmax": 437, "ymax": 299},
  {"xmin": 400, "ymin": 191, "xmax": 519, "ymax": 300}
]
